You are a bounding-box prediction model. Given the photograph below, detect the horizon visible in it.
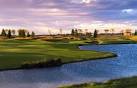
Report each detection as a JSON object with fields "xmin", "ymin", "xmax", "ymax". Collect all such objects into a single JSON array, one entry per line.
[{"xmin": 0, "ymin": 0, "xmax": 137, "ymax": 34}]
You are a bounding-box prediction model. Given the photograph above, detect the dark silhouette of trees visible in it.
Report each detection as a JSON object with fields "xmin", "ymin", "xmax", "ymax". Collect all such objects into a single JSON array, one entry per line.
[
  {"xmin": 93, "ymin": 29, "xmax": 98, "ymax": 38},
  {"xmin": 27, "ymin": 32, "xmax": 30, "ymax": 37},
  {"xmin": 74, "ymin": 29, "xmax": 78, "ymax": 36},
  {"xmin": 1, "ymin": 29, "xmax": 35, "ymax": 38},
  {"xmin": 18, "ymin": 29, "xmax": 26, "ymax": 37},
  {"xmin": 71, "ymin": 29, "xmax": 79, "ymax": 36},
  {"xmin": 7, "ymin": 30, "xmax": 12, "ymax": 38},
  {"xmin": 135, "ymin": 30, "xmax": 137, "ymax": 35},
  {"xmin": 1, "ymin": 29, "xmax": 6, "ymax": 36},
  {"xmin": 71, "ymin": 29, "xmax": 75, "ymax": 35}
]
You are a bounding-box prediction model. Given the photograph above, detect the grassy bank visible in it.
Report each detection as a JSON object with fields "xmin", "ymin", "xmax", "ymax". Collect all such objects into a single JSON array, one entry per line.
[
  {"xmin": 59, "ymin": 76, "xmax": 137, "ymax": 88},
  {"xmin": 0, "ymin": 39, "xmax": 115, "ymax": 70},
  {"xmin": 96, "ymin": 35, "xmax": 136, "ymax": 44}
]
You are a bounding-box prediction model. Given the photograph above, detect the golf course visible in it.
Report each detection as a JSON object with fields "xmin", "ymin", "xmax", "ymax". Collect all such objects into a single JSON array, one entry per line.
[{"xmin": 0, "ymin": 39, "xmax": 115, "ymax": 70}]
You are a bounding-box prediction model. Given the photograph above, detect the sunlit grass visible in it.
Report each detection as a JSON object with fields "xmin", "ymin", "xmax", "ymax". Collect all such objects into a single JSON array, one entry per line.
[
  {"xmin": 59, "ymin": 77, "xmax": 137, "ymax": 88},
  {"xmin": 0, "ymin": 39, "xmax": 115, "ymax": 70}
]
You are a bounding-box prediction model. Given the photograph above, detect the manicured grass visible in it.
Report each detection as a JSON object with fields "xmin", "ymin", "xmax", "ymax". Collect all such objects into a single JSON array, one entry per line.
[
  {"xmin": 0, "ymin": 39, "xmax": 115, "ymax": 70},
  {"xmin": 59, "ymin": 77, "xmax": 137, "ymax": 88}
]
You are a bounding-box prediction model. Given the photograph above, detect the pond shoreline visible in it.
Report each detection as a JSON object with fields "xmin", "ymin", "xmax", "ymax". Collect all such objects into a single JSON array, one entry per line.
[
  {"xmin": 0, "ymin": 53, "xmax": 117, "ymax": 72},
  {"xmin": 0, "ymin": 44, "xmax": 117, "ymax": 72},
  {"xmin": 1, "ymin": 39, "xmax": 137, "ymax": 72},
  {"xmin": 59, "ymin": 76, "xmax": 137, "ymax": 88}
]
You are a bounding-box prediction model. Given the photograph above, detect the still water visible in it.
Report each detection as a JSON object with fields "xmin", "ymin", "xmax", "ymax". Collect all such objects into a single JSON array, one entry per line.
[{"xmin": 1, "ymin": 44, "xmax": 137, "ymax": 88}]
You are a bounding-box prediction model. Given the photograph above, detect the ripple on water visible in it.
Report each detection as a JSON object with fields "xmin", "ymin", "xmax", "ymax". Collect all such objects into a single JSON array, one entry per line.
[{"xmin": 0, "ymin": 44, "xmax": 137, "ymax": 88}]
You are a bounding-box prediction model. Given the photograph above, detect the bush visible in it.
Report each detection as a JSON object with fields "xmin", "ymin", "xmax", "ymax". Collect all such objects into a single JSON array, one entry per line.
[{"xmin": 21, "ymin": 59, "xmax": 62, "ymax": 69}]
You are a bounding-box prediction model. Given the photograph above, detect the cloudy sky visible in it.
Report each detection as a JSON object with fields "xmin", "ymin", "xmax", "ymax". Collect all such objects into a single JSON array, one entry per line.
[{"xmin": 0, "ymin": 0, "xmax": 137, "ymax": 34}]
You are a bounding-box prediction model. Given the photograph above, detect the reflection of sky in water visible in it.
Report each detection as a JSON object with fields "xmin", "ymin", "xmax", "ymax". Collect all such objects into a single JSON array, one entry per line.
[{"xmin": 0, "ymin": 44, "xmax": 137, "ymax": 88}]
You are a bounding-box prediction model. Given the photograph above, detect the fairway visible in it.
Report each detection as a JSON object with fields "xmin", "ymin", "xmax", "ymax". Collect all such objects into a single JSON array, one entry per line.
[{"xmin": 0, "ymin": 39, "xmax": 115, "ymax": 70}]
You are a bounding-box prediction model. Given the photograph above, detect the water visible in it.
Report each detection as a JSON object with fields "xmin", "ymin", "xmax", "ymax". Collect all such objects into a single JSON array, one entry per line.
[{"xmin": 1, "ymin": 44, "xmax": 137, "ymax": 88}]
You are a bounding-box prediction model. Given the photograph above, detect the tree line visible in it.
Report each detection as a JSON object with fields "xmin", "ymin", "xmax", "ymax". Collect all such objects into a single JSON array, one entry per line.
[
  {"xmin": 1, "ymin": 29, "xmax": 35, "ymax": 38},
  {"xmin": 71, "ymin": 29, "xmax": 98, "ymax": 38}
]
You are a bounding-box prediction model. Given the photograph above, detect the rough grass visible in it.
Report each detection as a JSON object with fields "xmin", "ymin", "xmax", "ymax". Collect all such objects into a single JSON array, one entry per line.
[
  {"xmin": 129, "ymin": 36, "xmax": 137, "ymax": 41},
  {"xmin": 97, "ymin": 35, "xmax": 136, "ymax": 44},
  {"xmin": 0, "ymin": 39, "xmax": 115, "ymax": 70}
]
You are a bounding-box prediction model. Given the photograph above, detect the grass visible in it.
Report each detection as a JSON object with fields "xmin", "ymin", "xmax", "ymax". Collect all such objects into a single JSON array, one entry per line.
[
  {"xmin": 0, "ymin": 39, "xmax": 115, "ymax": 70},
  {"xmin": 129, "ymin": 36, "xmax": 137, "ymax": 41},
  {"xmin": 96, "ymin": 35, "xmax": 136, "ymax": 44},
  {"xmin": 59, "ymin": 77, "xmax": 137, "ymax": 88}
]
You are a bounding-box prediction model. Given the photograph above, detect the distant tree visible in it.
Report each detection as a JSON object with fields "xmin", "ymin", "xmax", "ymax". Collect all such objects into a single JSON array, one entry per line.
[
  {"xmin": 71, "ymin": 29, "xmax": 75, "ymax": 36},
  {"xmin": 5, "ymin": 29, "xmax": 9, "ymax": 34},
  {"xmin": 74, "ymin": 29, "xmax": 78, "ymax": 36},
  {"xmin": 120, "ymin": 30, "xmax": 124, "ymax": 35},
  {"xmin": 77, "ymin": 29, "xmax": 82, "ymax": 37},
  {"xmin": 135, "ymin": 30, "xmax": 137, "ymax": 35},
  {"xmin": 27, "ymin": 32, "xmax": 30, "ymax": 37},
  {"xmin": 7, "ymin": 30, "xmax": 12, "ymax": 38},
  {"xmin": 31, "ymin": 31, "xmax": 35, "ymax": 38},
  {"xmin": 1, "ymin": 29, "xmax": 6, "ymax": 36},
  {"xmin": 11, "ymin": 29, "xmax": 16, "ymax": 36},
  {"xmin": 18, "ymin": 29, "xmax": 26, "ymax": 37},
  {"xmin": 93, "ymin": 29, "xmax": 98, "ymax": 38},
  {"xmin": 86, "ymin": 32, "xmax": 92, "ymax": 37}
]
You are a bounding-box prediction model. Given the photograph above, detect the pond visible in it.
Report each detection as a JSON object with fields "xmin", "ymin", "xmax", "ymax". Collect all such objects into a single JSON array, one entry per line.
[{"xmin": 0, "ymin": 44, "xmax": 137, "ymax": 88}]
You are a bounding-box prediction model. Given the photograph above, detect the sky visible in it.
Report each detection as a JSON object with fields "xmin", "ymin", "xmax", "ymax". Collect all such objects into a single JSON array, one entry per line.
[{"xmin": 0, "ymin": 0, "xmax": 137, "ymax": 34}]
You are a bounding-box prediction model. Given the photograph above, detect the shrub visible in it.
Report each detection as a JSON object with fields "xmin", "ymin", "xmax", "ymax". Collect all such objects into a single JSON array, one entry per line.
[{"xmin": 21, "ymin": 59, "xmax": 62, "ymax": 69}]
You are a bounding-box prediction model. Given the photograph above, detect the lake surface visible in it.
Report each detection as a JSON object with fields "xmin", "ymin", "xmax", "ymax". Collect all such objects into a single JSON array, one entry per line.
[{"xmin": 1, "ymin": 44, "xmax": 137, "ymax": 88}]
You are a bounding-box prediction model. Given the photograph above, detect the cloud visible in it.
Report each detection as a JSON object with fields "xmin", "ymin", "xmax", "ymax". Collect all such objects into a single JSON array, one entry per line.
[
  {"xmin": 122, "ymin": 9, "xmax": 137, "ymax": 15},
  {"xmin": 0, "ymin": 0, "xmax": 136, "ymax": 34}
]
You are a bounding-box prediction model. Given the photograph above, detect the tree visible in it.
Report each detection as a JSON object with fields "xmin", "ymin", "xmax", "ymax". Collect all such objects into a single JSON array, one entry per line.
[
  {"xmin": 74, "ymin": 29, "xmax": 78, "ymax": 36},
  {"xmin": 86, "ymin": 32, "xmax": 92, "ymax": 37},
  {"xmin": 27, "ymin": 32, "xmax": 30, "ymax": 37},
  {"xmin": 71, "ymin": 29, "xmax": 75, "ymax": 36},
  {"xmin": 135, "ymin": 30, "xmax": 137, "ymax": 35},
  {"xmin": 1, "ymin": 29, "xmax": 6, "ymax": 36},
  {"xmin": 7, "ymin": 30, "xmax": 12, "ymax": 38},
  {"xmin": 18, "ymin": 29, "xmax": 26, "ymax": 37},
  {"xmin": 5, "ymin": 29, "xmax": 9, "ymax": 34},
  {"xmin": 31, "ymin": 31, "xmax": 35, "ymax": 38},
  {"xmin": 93, "ymin": 29, "xmax": 98, "ymax": 38},
  {"xmin": 11, "ymin": 29, "xmax": 16, "ymax": 36}
]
